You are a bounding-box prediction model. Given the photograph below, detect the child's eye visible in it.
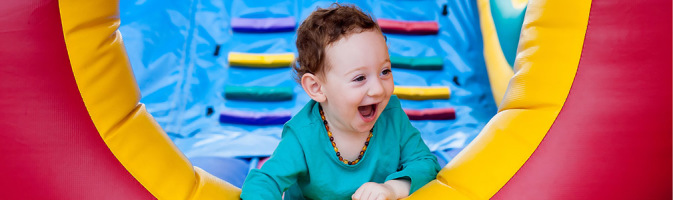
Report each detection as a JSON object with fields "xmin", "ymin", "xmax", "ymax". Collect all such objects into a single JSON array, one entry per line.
[
  {"xmin": 353, "ymin": 75, "xmax": 366, "ymax": 82},
  {"xmin": 381, "ymin": 69, "xmax": 392, "ymax": 76}
]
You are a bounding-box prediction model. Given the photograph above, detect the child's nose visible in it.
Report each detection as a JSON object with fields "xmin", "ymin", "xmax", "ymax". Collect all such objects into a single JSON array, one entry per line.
[{"xmin": 367, "ymin": 78, "xmax": 385, "ymax": 98}]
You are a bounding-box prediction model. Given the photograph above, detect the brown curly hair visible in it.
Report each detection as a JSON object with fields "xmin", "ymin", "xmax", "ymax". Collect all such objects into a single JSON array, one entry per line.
[{"xmin": 293, "ymin": 3, "xmax": 381, "ymax": 83}]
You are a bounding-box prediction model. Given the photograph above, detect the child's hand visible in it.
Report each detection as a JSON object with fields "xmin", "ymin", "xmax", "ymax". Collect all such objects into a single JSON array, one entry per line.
[
  {"xmin": 352, "ymin": 179, "xmax": 411, "ymax": 200},
  {"xmin": 351, "ymin": 182, "xmax": 395, "ymax": 200}
]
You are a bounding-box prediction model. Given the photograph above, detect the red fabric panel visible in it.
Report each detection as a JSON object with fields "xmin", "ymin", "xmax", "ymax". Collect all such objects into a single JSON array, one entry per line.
[
  {"xmin": 377, "ymin": 19, "xmax": 439, "ymax": 35},
  {"xmin": 404, "ymin": 108, "xmax": 456, "ymax": 120},
  {"xmin": 0, "ymin": 0, "xmax": 154, "ymax": 199},
  {"xmin": 493, "ymin": 0, "xmax": 672, "ymax": 199}
]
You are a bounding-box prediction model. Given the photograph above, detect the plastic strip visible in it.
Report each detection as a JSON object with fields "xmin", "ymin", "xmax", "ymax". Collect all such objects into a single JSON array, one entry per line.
[
  {"xmin": 390, "ymin": 56, "xmax": 444, "ymax": 70},
  {"xmin": 393, "ymin": 86, "xmax": 451, "ymax": 100},
  {"xmin": 219, "ymin": 110, "xmax": 291, "ymax": 125},
  {"xmin": 404, "ymin": 108, "xmax": 456, "ymax": 120},
  {"xmin": 228, "ymin": 52, "xmax": 294, "ymax": 68},
  {"xmin": 224, "ymin": 86, "xmax": 294, "ymax": 101},
  {"xmin": 257, "ymin": 157, "xmax": 270, "ymax": 169},
  {"xmin": 248, "ymin": 157, "xmax": 259, "ymax": 173},
  {"xmin": 377, "ymin": 19, "xmax": 439, "ymax": 35},
  {"xmin": 231, "ymin": 17, "xmax": 296, "ymax": 32}
]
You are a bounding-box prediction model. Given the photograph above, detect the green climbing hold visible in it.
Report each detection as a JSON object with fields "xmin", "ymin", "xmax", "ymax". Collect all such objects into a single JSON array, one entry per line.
[{"xmin": 390, "ymin": 56, "xmax": 444, "ymax": 70}]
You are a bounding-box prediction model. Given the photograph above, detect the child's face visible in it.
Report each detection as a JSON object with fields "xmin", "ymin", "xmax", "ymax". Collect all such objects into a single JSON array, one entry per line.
[{"xmin": 320, "ymin": 30, "xmax": 393, "ymax": 133}]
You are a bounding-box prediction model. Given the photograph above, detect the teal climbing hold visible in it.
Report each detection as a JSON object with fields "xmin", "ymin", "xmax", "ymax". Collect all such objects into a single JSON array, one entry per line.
[{"xmin": 224, "ymin": 86, "xmax": 294, "ymax": 101}]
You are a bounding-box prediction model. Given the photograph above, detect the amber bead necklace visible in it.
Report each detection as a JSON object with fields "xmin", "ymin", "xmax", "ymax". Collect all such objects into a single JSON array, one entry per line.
[{"xmin": 319, "ymin": 105, "xmax": 373, "ymax": 165}]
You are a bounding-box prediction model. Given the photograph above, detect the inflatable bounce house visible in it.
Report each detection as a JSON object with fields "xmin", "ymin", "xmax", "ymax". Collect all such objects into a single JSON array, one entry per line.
[{"xmin": 1, "ymin": 0, "xmax": 670, "ymax": 199}]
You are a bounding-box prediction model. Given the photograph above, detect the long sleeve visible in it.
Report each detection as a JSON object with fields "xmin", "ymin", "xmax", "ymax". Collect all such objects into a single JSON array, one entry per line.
[
  {"xmin": 384, "ymin": 109, "xmax": 441, "ymax": 194},
  {"xmin": 240, "ymin": 125, "xmax": 308, "ymax": 200}
]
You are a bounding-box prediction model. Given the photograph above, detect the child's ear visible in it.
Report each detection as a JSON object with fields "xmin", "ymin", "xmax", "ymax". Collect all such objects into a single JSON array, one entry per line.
[{"xmin": 301, "ymin": 73, "xmax": 326, "ymax": 102}]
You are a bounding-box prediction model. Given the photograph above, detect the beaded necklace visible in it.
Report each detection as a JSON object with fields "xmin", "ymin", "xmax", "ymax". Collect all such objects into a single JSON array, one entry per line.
[{"xmin": 319, "ymin": 105, "xmax": 373, "ymax": 165}]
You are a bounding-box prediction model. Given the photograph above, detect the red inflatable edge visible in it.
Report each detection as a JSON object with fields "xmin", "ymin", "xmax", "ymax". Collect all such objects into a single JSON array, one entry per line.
[
  {"xmin": 404, "ymin": 108, "xmax": 456, "ymax": 120},
  {"xmin": 377, "ymin": 18, "xmax": 439, "ymax": 35}
]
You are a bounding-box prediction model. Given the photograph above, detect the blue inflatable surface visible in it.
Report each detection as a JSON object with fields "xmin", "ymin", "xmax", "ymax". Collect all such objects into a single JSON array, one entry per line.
[{"xmin": 119, "ymin": 0, "xmax": 497, "ymax": 159}]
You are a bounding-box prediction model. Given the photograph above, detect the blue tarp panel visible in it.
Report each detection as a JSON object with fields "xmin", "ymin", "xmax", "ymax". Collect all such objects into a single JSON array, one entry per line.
[{"xmin": 119, "ymin": 0, "xmax": 497, "ymax": 159}]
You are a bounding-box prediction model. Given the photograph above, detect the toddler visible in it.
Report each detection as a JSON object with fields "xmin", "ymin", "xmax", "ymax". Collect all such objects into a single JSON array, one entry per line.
[{"xmin": 240, "ymin": 3, "xmax": 440, "ymax": 200}]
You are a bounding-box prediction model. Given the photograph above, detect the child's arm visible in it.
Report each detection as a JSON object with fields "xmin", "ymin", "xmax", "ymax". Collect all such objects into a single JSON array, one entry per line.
[
  {"xmin": 240, "ymin": 126, "xmax": 307, "ymax": 199},
  {"xmin": 351, "ymin": 111, "xmax": 439, "ymax": 199},
  {"xmin": 384, "ymin": 179, "xmax": 411, "ymax": 198},
  {"xmin": 383, "ymin": 110, "xmax": 441, "ymax": 195}
]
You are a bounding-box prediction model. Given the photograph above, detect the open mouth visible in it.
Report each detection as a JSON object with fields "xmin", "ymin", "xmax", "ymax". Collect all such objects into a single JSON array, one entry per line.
[{"xmin": 358, "ymin": 103, "xmax": 378, "ymax": 122}]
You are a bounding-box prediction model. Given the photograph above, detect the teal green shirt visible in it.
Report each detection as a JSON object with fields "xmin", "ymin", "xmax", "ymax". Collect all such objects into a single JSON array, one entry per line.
[{"xmin": 240, "ymin": 96, "xmax": 440, "ymax": 200}]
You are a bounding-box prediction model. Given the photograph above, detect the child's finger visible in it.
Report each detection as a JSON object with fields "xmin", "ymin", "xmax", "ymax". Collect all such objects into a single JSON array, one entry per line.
[
  {"xmin": 352, "ymin": 185, "xmax": 365, "ymax": 200},
  {"xmin": 357, "ymin": 188, "xmax": 367, "ymax": 200},
  {"xmin": 361, "ymin": 189, "xmax": 374, "ymax": 200}
]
